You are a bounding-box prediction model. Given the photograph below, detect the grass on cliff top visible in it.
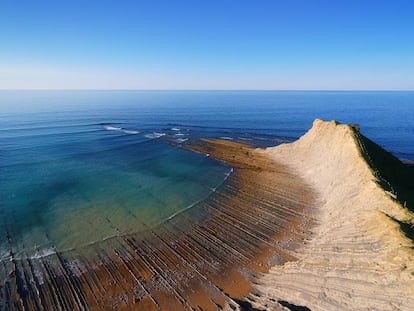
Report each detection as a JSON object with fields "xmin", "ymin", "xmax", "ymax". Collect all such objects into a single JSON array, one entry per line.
[{"xmin": 352, "ymin": 126, "xmax": 414, "ymax": 240}]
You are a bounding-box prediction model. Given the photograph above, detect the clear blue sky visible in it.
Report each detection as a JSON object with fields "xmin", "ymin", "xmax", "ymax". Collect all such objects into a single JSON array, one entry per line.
[{"xmin": 1, "ymin": 0, "xmax": 413, "ymax": 90}]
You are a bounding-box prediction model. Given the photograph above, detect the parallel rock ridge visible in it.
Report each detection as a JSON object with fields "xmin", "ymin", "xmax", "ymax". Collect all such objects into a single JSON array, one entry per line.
[
  {"xmin": 0, "ymin": 138, "xmax": 315, "ymax": 310},
  {"xmin": 3, "ymin": 119, "xmax": 412, "ymax": 310},
  {"xmin": 250, "ymin": 119, "xmax": 414, "ymax": 311}
]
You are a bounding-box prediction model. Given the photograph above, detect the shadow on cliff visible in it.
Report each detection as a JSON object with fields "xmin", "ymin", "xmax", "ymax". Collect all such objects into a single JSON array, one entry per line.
[{"xmin": 354, "ymin": 128, "xmax": 414, "ymax": 240}]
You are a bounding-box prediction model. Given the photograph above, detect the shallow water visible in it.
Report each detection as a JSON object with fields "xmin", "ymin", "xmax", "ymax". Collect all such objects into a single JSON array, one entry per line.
[{"xmin": 1, "ymin": 90, "xmax": 413, "ymax": 260}]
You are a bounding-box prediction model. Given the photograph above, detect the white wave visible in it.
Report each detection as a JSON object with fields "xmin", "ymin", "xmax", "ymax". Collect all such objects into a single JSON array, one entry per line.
[
  {"xmin": 171, "ymin": 127, "xmax": 180, "ymax": 131},
  {"xmin": 145, "ymin": 132, "xmax": 166, "ymax": 139},
  {"xmin": 166, "ymin": 199, "xmax": 202, "ymax": 221},
  {"xmin": 122, "ymin": 130, "xmax": 139, "ymax": 134},
  {"xmin": 163, "ymin": 166, "xmax": 233, "ymax": 223},
  {"xmin": 225, "ymin": 167, "xmax": 234, "ymax": 178},
  {"xmin": 220, "ymin": 136, "xmax": 233, "ymax": 140},
  {"xmin": 238, "ymin": 137, "xmax": 252, "ymax": 141},
  {"xmin": 104, "ymin": 125, "xmax": 122, "ymax": 131},
  {"xmin": 174, "ymin": 133, "xmax": 187, "ymax": 136},
  {"xmin": 104, "ymin": 125, "xmax": 140, "ymax": 135},
  {"xmin": 30, "ymin": 248, "xmax": 57, "ymax": 260},
  {"xmin": 176, "ymin": 138, "xmax": 188, "ymax": 143}
]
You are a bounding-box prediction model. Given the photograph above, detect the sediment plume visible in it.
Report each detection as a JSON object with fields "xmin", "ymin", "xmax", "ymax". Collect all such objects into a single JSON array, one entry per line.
[{"xmin": 248, "ymin": 119, "xmax": 414, "ymax": 310}]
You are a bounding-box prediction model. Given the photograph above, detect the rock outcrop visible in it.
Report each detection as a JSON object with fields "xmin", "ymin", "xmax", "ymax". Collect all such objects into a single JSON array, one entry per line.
[{"xmin": 251, "ymin": 119, "xmax": 414, "ymax": 310}]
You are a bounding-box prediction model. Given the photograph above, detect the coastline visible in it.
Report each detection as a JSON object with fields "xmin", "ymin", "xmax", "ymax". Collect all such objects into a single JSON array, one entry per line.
[
  {"xmin": 3, "ymin": 119, "xmax": 413, "ymax": 310},
  {"xmin": 249, "ymin": 119, "xmax": 414, "ymax": 310},
  {"xmin": 1, "ymin": 137, "xmax": 316, "ymax": 310}
]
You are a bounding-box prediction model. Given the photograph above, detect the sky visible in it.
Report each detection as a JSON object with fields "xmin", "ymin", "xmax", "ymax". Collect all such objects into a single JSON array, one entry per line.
[{"xmin": 1, "ymin": 0, "xmax": 414, "ymax": 90}]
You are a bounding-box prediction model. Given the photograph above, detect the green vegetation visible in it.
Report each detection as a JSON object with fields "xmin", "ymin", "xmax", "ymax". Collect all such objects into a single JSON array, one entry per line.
[{"xmin": 353, "ymin": 127, "xmax": 414, "ymax": 241}]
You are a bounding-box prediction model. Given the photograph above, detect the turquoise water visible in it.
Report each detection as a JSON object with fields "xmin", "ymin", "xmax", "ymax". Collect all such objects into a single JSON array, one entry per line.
[{"xmin": 1, "ymin": 90, "xmax": 413, "ymax": 259}]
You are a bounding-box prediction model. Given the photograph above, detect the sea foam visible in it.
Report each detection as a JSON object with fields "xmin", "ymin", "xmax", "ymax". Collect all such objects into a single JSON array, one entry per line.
[
  {"xmin": 145, "ymin": 132, "xmax": 166, "ymax": 139},
  {"xmin": 176, "ymin": 138, "xmax": 188, "ymax": 143},
  {"xmin": 104, "ymin": 125, "xmax": 139, "ymax": 134},
  {"xmin": 104, "ymin": 125, "xmax": 122, "ymax": 131},
  {"xmin": 122, "ymin": 130, "xmax": 139, "ymax": 134}
]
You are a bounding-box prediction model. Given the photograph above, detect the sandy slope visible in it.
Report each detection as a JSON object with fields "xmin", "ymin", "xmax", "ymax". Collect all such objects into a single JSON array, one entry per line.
[{"xmin": 250, "ymin": 119, "xmax": 414, "ymax": 310}]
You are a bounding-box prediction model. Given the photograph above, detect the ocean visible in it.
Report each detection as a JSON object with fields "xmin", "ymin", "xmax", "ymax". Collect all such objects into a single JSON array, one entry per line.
[{"xmin": 1, "ymin": 90, "xmax": 413, "ymax": 261}]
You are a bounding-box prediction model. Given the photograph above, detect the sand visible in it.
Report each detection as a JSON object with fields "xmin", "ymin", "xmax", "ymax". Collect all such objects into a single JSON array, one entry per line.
[{"xmin": 247, "ymin": 119, "xmax": 414, "ymax": 310}]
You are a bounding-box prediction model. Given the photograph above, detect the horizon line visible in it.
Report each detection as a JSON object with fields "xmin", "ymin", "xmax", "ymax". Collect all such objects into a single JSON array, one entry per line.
[{"xmin": 1, "ymin": 89, "xmax": 414, "ymax": 92}]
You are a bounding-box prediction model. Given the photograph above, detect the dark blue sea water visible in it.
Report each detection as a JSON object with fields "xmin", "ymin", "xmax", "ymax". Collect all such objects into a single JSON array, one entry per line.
[{"xmin": 1, "ymin": 90, "xmax": 413, "ymax": 259}]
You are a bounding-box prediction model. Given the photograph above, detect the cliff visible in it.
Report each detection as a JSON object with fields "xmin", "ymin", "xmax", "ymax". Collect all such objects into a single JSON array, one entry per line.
[{"xmin": 251, "ymin": 119, "xmax": 414, "ymax": 310}]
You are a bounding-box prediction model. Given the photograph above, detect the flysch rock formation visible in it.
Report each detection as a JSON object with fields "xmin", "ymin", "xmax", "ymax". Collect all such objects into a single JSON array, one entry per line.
[{"xmin": 248, "ymin": 119, "xmax": 414, "ymax": 311}]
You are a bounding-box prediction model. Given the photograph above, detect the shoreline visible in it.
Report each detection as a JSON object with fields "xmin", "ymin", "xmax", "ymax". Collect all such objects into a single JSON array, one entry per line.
[
  {"xmin": 3, "ymin": 119, "xmax": 412, "ymax": 310},
  {"xmin": 1, "ymin": 137, "xmax": 316, "ymax": 310}
]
